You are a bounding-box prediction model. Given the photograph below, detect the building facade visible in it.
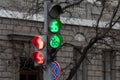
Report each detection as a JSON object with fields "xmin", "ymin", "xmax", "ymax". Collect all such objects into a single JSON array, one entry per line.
[
  {"xmin": 0, "ymin": 16, "xmax": 120, "ymax": 80},
  {"xmin": 0, "ymin": 0, "xmax": 120, "ymax": 80}
]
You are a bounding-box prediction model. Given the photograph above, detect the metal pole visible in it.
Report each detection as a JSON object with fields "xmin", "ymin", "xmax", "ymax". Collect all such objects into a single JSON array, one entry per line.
[
  {"xmin": 44, "ymin": 0, "xmax": 49, "ymax": 34},
  {"xmin": 43, "ymin": 0, "xmax": 52, "ymax": 80}
]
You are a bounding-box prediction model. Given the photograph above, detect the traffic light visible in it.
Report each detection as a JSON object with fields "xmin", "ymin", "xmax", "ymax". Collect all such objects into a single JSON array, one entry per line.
[
  {"xmin": 49, "ymin": 19, "xmax": 62, "ymax": 49},
  {"xmin": 31, "ymin": 35, "xmax": 47, "ymax": 65},
  {"xmin": 48, "ymin": 5, "xmax": 63, "ymax": 57}
]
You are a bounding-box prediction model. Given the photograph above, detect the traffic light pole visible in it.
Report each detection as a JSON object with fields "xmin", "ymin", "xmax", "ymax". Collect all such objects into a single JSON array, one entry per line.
[
  {"xmin": 43, "ymin": 0, "xmax": 52, "ymax": 80},
  {"xmin": 44, "ymin": 0, "xmax": 49, "ymax": 35}
]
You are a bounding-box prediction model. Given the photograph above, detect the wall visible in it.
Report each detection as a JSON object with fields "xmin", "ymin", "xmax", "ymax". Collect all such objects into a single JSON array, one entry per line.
[
  {"xmin": 0, "ymin": 17, "xmax": 43, "ymax": 80},
  {"xmin": 0, "ymin": 17, "xmax": 120, "ymax": 80}
]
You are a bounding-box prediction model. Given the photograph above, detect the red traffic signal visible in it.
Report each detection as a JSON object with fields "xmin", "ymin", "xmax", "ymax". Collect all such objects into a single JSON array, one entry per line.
[
  {"xmin": 32, "ymin": 51, "xmax": 44, "ymax": 65},
  {"xmin": 31, "ymin": 35, "xmax": 47, "ymax": 65},
  {"xmin": 32, "ymin": 36, "xmax": 44, "ymax": 50}
]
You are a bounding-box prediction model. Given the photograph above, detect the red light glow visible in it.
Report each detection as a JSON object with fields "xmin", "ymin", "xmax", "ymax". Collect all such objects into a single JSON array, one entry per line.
[
  {"xmin": 32, "ymin": 51, "xmax": 44, "ymax": 64},
  {"xmin": 32, "ymin": 36, "xmax": 44, "ymax": 50}
]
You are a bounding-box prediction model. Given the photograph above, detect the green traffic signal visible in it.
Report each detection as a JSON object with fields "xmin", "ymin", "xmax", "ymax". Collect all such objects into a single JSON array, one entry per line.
[
  {"xmin": 49, "ymin": 19, "xmax": 62, "ymax": 33},
  {"xmin": 49, "ymin": 34, "xmax": 62, "ymax": 48}
]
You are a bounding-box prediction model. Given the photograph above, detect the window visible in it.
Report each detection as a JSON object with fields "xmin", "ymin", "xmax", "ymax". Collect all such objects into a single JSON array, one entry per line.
[
  {"xmin": 102, "ymin": 50, "xmax": 116, "ymax": 80},
  {"xmin": 73, "ymin": 47, "xmax": 87, "ymax": 80},
  {"xmin": 20, "ymin": 71, "xmax": 37, "ymax": 80},
  {"xmin": 7, "ymin": 33, "xmax": 43, "ymax": 80},
  {"xmin": 19, "ymin": 57, "xmax": 38, "ymax": 80}
]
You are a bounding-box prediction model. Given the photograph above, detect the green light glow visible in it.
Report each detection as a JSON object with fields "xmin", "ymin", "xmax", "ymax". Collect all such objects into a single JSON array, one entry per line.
[
  {"xmin": 49, "ymin": 19, "xmax": 62, "ymax": 33},
  {"xmin": 49, "ymin": 35, "xmax": 62, "ymax": 48}
]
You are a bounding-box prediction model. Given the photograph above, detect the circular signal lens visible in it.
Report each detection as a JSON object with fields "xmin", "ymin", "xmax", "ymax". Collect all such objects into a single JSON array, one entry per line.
[
  {"xmin": 49, "ymin": 34, "xmax": 62, "ymax": 48},
  {"xmin": 32, "ymin": 36, "xmax": 44, "ymax": 50},
  {"xmin": 49, "ymin": 19, "xmax": 62, "ymax": 33},
  {"xmin": 32, "ymin": 51, "xmax": 44, "ymax": 65}
]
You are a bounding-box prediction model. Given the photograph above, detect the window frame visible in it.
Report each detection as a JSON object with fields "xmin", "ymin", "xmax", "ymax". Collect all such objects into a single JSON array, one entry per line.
[
  {"xmin": 19, "ymin": 57, "xmax": 38, "ymax": 80},
  {"xmin": 73, "ymin": 47, "xmax": 87, "ymax": 80},
  {"xmin": 102, "ymin": 50, "xmax": 116, "ymax": 80}
]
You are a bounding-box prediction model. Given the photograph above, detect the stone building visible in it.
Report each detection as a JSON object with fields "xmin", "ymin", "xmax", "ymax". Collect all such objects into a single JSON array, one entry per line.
[
  {"xmin": 0, "ymin": 0, "xmax": 120, "ymax": 80},
  {"xmin": 0, "ymin": 15, "xmax": 120, "ymax": 80}
]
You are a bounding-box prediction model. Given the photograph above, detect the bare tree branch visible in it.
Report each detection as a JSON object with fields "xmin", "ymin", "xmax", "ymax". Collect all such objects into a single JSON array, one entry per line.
[
  {"xmin": 100, "ymin": 0, "xmax": 120, "ymax": 37},
  {"xmin": 66, "ymin": 36, "xmax": 100, "ymax": 80},
  {"xmin": 95, "ymin": 0, "xmax": 106, "ymax": 36},
  {"xmin": 62, "ymin": 0, "xmax": 84, "ymax": 11}
]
